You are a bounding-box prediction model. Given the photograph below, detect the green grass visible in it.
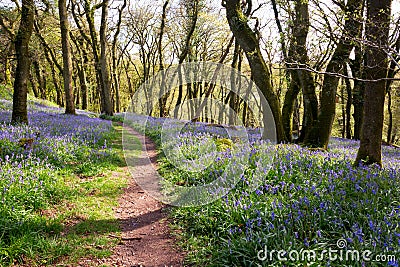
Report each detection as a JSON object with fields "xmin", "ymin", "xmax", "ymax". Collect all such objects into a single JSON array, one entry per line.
[
  {"xmin": 42, "ymin": 123, "xmax": 132, "ymax": 266},
  {"xmin": 99, "ymin": 114, "xmax": 124, "ymax": 123},
  {"xmin": 0, "ymin": 123, "xmax": 135, "ymax": 266}
]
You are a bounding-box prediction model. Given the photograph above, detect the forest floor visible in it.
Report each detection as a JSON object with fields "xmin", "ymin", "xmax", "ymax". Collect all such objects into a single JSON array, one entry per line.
[
  {"xmin": 1, "ymin": 92, "xmax": 398, "ymax": 266},
  {"xmin": 83, "ymin": 125, "xmax": 184, "ymax": 267}
]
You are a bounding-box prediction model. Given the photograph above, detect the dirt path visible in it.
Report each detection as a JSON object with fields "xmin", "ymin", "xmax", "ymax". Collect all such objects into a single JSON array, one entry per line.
[{"xmin": 103, "ymin": 126, "xmax": 185, "ymax": 267}]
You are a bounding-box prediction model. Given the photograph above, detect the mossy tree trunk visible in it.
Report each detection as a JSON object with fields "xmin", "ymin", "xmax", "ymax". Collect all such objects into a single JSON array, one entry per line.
[
  {"xmin": 277, "ymin": 0, "xmax": 318, "ymax": 142},
  {"xmin": 355, "ymin": 0, "xmax": 392, "ymax": 166},
  {"xmin": 12, "ymin": 0, "xmax": 35, "ymax": 124},
  {"xmin": 224, "ymin": 0, "xmax": 287, "ymax": 143},
  {"xmin": 99, "ymin": 0, "xmax": 113, "ymax": 116},
  {"xmin": 303, "ymin": 0, "xmax": 363, "ymax": 149}
]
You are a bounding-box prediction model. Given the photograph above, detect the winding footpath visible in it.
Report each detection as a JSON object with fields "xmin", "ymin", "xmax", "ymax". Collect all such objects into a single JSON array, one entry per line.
[{"xmin": 104, "ymin": 126, "xmax": 184, "ymax": 267}]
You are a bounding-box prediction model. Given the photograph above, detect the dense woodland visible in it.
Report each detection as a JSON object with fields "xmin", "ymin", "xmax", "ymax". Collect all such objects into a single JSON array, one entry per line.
[{"xmin": 0, "ymin": 0, "xmax": 399, "ymax": 165}]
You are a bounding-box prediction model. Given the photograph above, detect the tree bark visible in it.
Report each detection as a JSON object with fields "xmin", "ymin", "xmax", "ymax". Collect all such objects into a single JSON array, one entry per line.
[
  {"xmin": 387, "ymin": 87, "xmax": 393, "ymax": 143},
  {"xmin": 99, "ymin": 0, "xmax": 113, "ymax": 115},
  {"xmin": 59, "ymin": 0, "xmax": 76, "ymax": 114},
  {"xmin": 111, "ymin": 0, "xmax": 127, "ymax": 114},
  {"xmin": 340, "ymin": 80, "xmax": 346, "ymax": 138},
  {"xmin": 227, "ymin": 40, "xmax": 241, "ymax": 125},
  {"xmin": 158, "ymin": 0, "xmax": 169, "ymax": 117},
  {"xmin": 275, "ymin": 0, "xmax": 318, "ymax": 142},
  {"xmin": 344, "ymin": 73, "xmax": 353, "ymax": 139},
  {"xmin": 82, "ymin": 0, "xmax": 112, "ymax": 116},
  {"xmin": 12, "ymin": 0, "xmax": 34, "ymax": 124},
  {"xmin": 384, "ymin": 28, "xmax": 400, "ymax": 143},
  {"xmin": 224, "ymin": 0, "xmax": 286, "ymax": 142},
  {"xmin": 351, "ymin": 45, "xmax": 365, "ymax": 140},
  {"xmin": 304, "ymin": 0, "xmax": 363, "ymax": 148},
  {"xmin": 78, "ymin": 43, "xmax": 88, "ymax": 111},
  {"xmin": 355, "ymin": 0, "xmax": 392, "ymax": 166},
  {"xmin": 70, "ymin": 34, "xmax": 89, "ymax": 110},
  {"xmin": 43, "ymin": 48, "xmax": 63, "ymax": 107},
  {"xmin": 29, "ymin": 73, "xmax": 39, "ymax": 98},
  {"xmin": 32, "ymin": 59, "xmax": 45, "ymax": 98}
]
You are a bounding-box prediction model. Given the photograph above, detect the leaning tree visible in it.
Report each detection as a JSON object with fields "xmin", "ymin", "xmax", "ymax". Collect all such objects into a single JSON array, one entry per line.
[{"xmin": 12, "ymin": 0, "xmax": 35, "ymax": 124}]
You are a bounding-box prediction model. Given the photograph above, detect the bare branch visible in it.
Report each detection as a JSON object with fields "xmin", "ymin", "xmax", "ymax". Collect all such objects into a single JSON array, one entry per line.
[{"xmin": 278, "ymin": 63, "xmax": 400, "ymax": 82}]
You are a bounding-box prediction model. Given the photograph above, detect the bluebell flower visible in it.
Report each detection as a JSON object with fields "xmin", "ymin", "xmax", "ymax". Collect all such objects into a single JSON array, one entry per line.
[{"xmin": 317, "ymin": 230, "xmax": 322, "ymax": 238}]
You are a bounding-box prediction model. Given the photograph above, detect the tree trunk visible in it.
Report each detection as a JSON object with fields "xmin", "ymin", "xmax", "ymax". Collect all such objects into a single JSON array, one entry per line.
[
  {"xmin": 32, "ymin": 59, "xmax": 45, "ymax": 98},
  {"xmin": 29, "ymin": 73, "xmax": 39, "ymax": 98},
  {"xmin": 344, "ymin": 74, "xmax": 353, "ymax": 139},
  {"xmin": 44, "ymin": 49, "xmax": 63, "ymax": 107},
  {"xmin": 227, "ymin": 40, "xmax": 241, "ymax": 125},
  {"xmin": 355, "ymin": 0, "xmax": 391, "ymax": 166},
  {"xmin": 225, "ymin": 0, "xmax": 286, "ymax": 142},
  {"xmin": 173, "ymin": 0, "xmax": 199, "ymax": 118},
  {"xmin": 340, "ymin": 80, "xmax": 346, "ymax": 138},
  {"xmin": 293, "ymin": 97, "xmax": 300, "ymax": 138},
  {"xmin": 351, "ymin": 45, "xmax": 365, "ymax": 140},
  {"xmin": 59, "ymin": 0, "xmax": 76, "ymax": 115},
  {"xmin": 304, "ymin": 0, "xmax": 363, "ymax": 148},
  {"xmin": 111, "ymin": 0, "xmax": 127, "ymax": 114},
  {"xmin": 78, "ymin": 63, "xmax": 88, "ymax": 110},
  {"xmin": 12, "ymin": 0, "xmax": 34, "ymax": 124},
  {"xmin": 158, "ymin": 0, "xmax": 169, "ymax": 117},
  {"xmin": 349, "ymin": 0, "xmax": 366, "ymax": 140},
  {"xmin": 272, "ymin": 0, "xmax": 318, "ymax": 142},
  {"xmin": 174, "ymin": 68, "xmax": 184, "ymax": 118},
  {"xmin": 70, "ymin": 34, "xmax": 90, "ymax": 111},
  {"xmin": 73, "ymin": 74, "xmax": 79, "ymax": 107},
  {"xmin": 387, "ymin": 87, "xmax": 393, "ymax": 143},
  {"xmin": 83, "ymin": 0, "xmax": 111, "ymax": 116},
  {"xmin": 303, "ymin": 46, "xmax": 347, "ymax": 148},
  {"xmin": 0, "ymin": 19, "xmax": 15, "ymax": 85},
  {"xmin": 99, "ymin": 0, "xmax": 113, "ymax": 116},
  {"xmin": 299, "ymin": 71, "xmax": 318, "ymax": 142},
  {"xmin": 279, "ymin": 0, "xmax": 318, "ymax": 142},
  {"xmin": 282, "ymin": 77, "xmax": 300, "ymax": 141},
  {"xmin": 384, "ymin": 30, "xmax": 400, "ymax": 143}
]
